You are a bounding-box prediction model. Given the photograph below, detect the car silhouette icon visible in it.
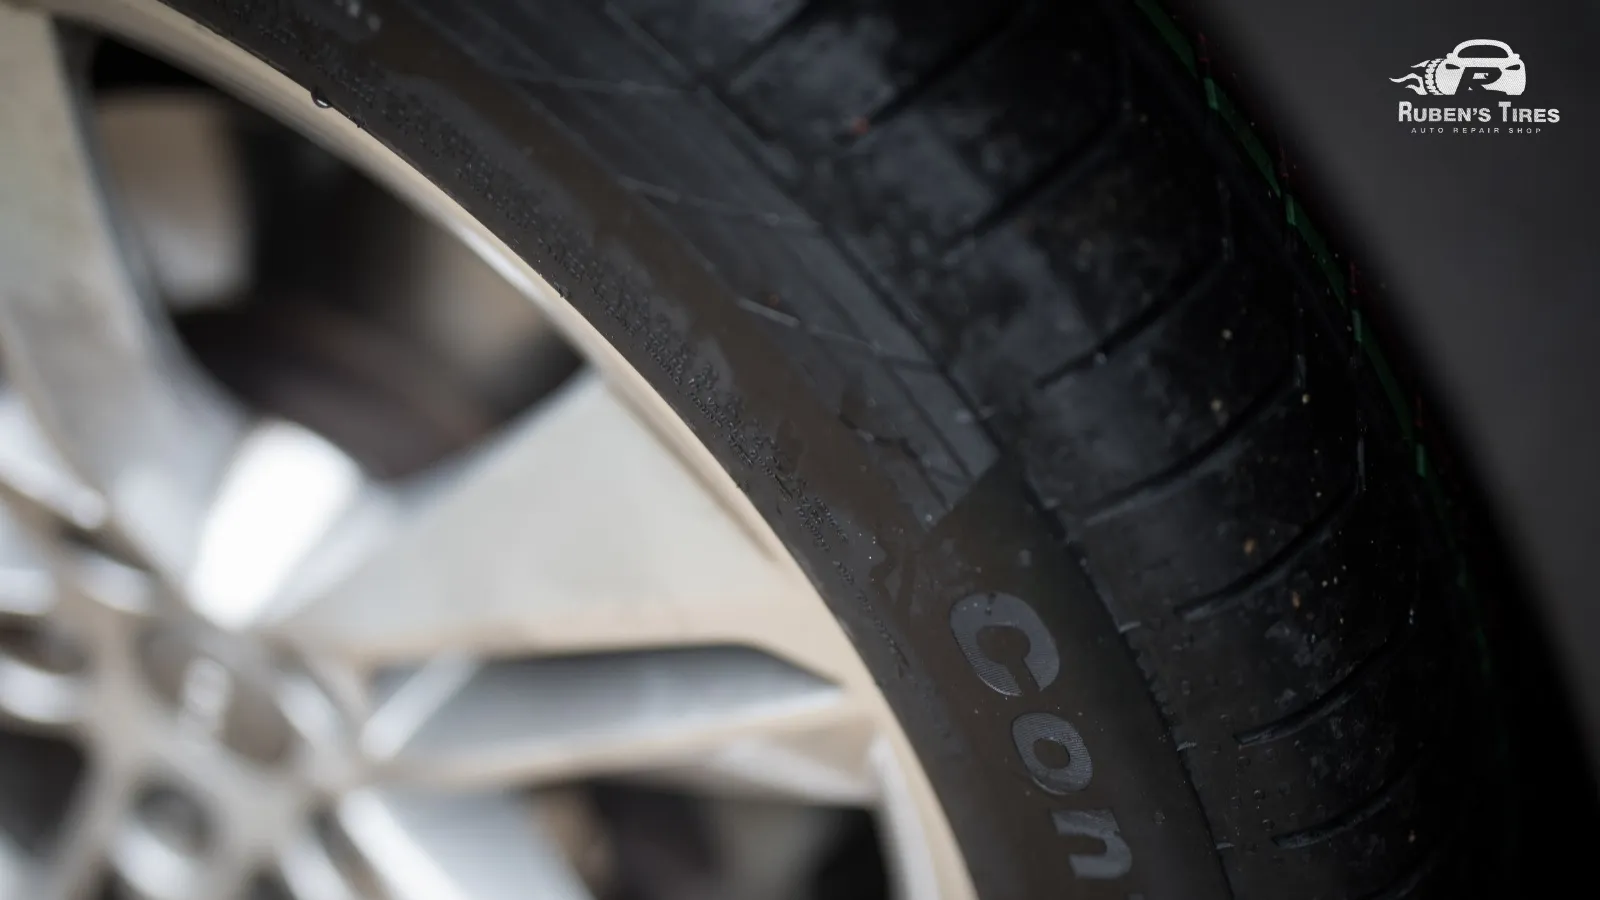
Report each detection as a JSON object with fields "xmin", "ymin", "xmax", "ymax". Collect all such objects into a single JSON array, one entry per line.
[{"xmin": 1392, "ymin": 39, "xmax": 1526, "ymax": 95}]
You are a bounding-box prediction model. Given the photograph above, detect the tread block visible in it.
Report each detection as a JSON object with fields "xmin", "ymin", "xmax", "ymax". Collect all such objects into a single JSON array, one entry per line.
[
  {"xmin": 611, "ymin": 0, "xmax": 812, "ymax": 74},
  {"xmin": 933, "ymin": 87, "xmax": 1226, "ymax": 378},
  {"xmin": 725, "ymin": 0, "xmax": 1025, "ymax": 156},
  {"xmin": 1001, "ymin": 241, "xmax": 1294, "ymax": 517},
  {"xmin": 796, "ymin": 2, "xmax": 1120, "ymax": 287},
  {"xmin": 1075, "ymin": 388, "xmax": 1357, "ymax": 618}
]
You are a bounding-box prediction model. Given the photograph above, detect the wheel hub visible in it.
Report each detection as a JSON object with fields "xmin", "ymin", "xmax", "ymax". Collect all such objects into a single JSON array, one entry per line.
[
  {"xmin": 135, "ymin": 626, "xmax": 320, "ymax": 771},
  {"xmin": 0, "ymin": 506, "xmax": 355, "ymax": 897}
]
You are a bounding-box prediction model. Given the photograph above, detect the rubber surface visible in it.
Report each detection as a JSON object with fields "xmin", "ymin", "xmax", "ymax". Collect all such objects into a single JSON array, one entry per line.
[
  {"xmin": 147, "ymin": 1, "xmax": 1503, "ymax": 897},
  {"xmin": 1184, "ymin": 0, "xmax": 1600, "ymax": 774}
]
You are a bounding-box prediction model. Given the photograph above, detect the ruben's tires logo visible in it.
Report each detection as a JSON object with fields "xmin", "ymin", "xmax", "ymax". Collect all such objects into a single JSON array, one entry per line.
[
  {"xmin": 1391, "ymin": 39, "xmax": 1558, "ymax": 133},
  {"xmin": 1391, "ymin": 39, "xmax": 1525, "ymax": 95}
]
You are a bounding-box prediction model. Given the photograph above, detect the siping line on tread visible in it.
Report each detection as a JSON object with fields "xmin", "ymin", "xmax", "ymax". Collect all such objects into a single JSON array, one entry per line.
[
  {"xmin": 1177, "ymin": 484, "xmax": 1361, "ymax": 623},
  {"xmin": 1078, "ymin": 368, "xmax": 1298, "ymax": 527},
  {"xmin": 1234, "ymin": 631, "xmax": 1409, "ymax": 748}
]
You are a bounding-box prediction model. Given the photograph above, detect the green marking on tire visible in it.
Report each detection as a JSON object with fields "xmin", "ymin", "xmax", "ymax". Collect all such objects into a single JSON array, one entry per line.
[
  {"xmin": 1286, "ymin": 195, "xmax": 1348, "ymax": 305},
  {"xmin": 1134, "ymin": 0, "xmax": 1196, "ymax": 74},
  {"xmin": 1204, "ymin": 79, "xmax": 1281, "ymax": 196},
  {"xmin": 1363, "ymin": 340, "xmax": 1414, "ymax": 445},
  {"xmin": 1132, "ymin": 0, "xmax": 1438, "ymax": 485},
  {"xmin": 1131, "ymin": 0, "xmax": 1494, "ymax": 688}
]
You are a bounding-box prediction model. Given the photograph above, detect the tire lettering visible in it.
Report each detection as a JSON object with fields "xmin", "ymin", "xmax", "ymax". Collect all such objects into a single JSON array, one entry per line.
[
  {"xmin": 1052, "ymin": 809, "xmax": 1133, "ymax": 880},
  {"xmin": 949, "ymin": 591, "xmax": 1134, "ymax": 882},
  {"xmin": 948, "ymin": 592, "xmax": 1060, "ymax": 696},
  {"xmin": 1012, "ymin": 712, "xmax": 1092, "ymax": 793}
]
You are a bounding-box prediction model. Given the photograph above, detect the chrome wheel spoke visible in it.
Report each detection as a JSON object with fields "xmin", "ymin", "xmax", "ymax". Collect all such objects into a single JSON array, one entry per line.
[
  {"xmin": 0, "ymin": 509, "xmax": 55, "ymax": 621},
  {"xmin": 0, "ymin": 392, "xmax": 107, "ymax": 533},
  {"xmin": 362, "ymin": 647, "xmax": 871, "ymax": 799},
  {"xmin": 184, "ymin": 422, "xmax": 368, "ymax": 631},
  {"xmin": 0, "ymin": 5, "xmax": 244, "ymax": 577},
  {"xmin": 0, "ymin": 507, "xmax": 95, "ymax": 733},
  {"xmin": 271, "ymin": 375, "xmax": 853, "ymax": 682},
  {"xmin": 38, "ymin": 763, "xmax": 133, "ymax": 900},
  {"xmin": 337, "ymin": 790, "xmax": 593, "ymax": 900}
]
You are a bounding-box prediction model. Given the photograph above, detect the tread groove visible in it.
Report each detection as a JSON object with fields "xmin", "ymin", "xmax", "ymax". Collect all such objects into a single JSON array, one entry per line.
[
  {"xmin": 1177, "ymin": 485, "xmax": 1361, "ymax": 622},
  {"xmin": 835, "ymin": 0, "xmax": 1035, "ymax": 144},
  {"xmin": 1361, "ymin": 838, "xmax": 1447, "ymax": 900},
  {"xmin": 1272, "ymin": 753, "xmax": 1422, "ymax": 850},
  {"xmin": 1078, "ymin": 368, "xmax": 1297, "ymax": 526},
  {"xmin": 1234, "ymin": 630, "xmax": 1408, "ymax": 747},
  {"xmin": 1030, "ymin": 252, "xmax": 1230, "ymax": 390},
  {"xmin": 937, "ymin": 100, "xmax": 1129, "ymax": 261},
  {"xmin": 718, "ymin": 0, "xmax": 826, "ymax": 83}
]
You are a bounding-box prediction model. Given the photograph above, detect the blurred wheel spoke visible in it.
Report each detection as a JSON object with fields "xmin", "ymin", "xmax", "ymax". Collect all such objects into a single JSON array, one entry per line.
[
  {"xmin": 0, "ymin": 6, "xmax": 244, "ymax": 577},
  {"xmin": 184, "ymin": 421, "xmax": 368, "ymax": 630},
  {"xmin": 0, "ymin": 508, "xmax": 53, "ymax": 621},
  {"xmin": 270, "ymin": 375, "xmax": 852, "ymax": 680},
  {"xmin": 38, "ymin": 764, "xmax": 132, "ymax": 900},
  {"xmin": 338, "ymin": 790, "xmax": 593, "ymax": 900},
  {"xmin": 0, "ymin": 520, "xmax": 93, "ymax": 732},
  {"xmin": 364, "ymin": 647, "xmax": 863, "ymax": 796},
  {"xmin": 0, "ymin": 392, "xmax": 107, "ymax": 533}
]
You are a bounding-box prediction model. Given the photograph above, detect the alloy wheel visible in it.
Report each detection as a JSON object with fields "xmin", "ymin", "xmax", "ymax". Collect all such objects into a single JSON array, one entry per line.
[{"xmin": 0, "ymin": 2, "xmax": 973, "ymax": 897}]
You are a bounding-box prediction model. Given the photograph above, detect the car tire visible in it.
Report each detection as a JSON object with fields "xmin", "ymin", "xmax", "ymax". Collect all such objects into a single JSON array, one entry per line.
[{"xmin": 139, "ymin": 1, "xmax": 1516, "ymax": 897}]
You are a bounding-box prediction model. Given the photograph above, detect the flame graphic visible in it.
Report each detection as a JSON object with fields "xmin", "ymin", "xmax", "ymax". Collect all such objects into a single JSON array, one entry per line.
[{"xmin": 1390, "ymin": 72, "xmax": 1428, "ymax": 94}]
